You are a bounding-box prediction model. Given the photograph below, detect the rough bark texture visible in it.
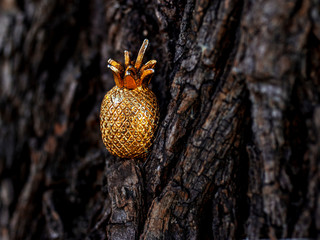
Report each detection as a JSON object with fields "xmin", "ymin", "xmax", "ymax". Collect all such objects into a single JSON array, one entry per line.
[{"xmin": 0, "ymin": 0, "xmax": 319, "ymax": 239}]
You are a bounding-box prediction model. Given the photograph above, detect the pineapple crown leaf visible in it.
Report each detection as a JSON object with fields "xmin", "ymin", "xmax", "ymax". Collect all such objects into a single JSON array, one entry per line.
[{"xmin": 107, "ymin": 39, "xmax": 157, "ymax": 90}]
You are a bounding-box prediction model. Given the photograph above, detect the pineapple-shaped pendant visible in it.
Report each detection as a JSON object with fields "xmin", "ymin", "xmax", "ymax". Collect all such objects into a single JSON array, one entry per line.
[{"xmin": 100, "ymin": 39, "xmax": 159, "ymax": 159}]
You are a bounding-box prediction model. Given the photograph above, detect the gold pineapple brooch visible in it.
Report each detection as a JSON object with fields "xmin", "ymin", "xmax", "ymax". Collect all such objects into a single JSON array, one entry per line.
[{"xmin": 100, "ymin": 39, "xmax": 160, "ymax": 159}]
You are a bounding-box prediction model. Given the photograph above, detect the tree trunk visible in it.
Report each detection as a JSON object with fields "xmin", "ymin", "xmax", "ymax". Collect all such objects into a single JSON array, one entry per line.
[{"xmin": 0, "ymin": 0, "xmax": 319, "ymax": 239}]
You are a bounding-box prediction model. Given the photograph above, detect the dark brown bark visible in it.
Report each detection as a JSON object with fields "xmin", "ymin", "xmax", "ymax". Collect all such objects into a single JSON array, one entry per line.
[{"xmin": 0, "ymin": 0, "xmax": 319, "ymax": 239}]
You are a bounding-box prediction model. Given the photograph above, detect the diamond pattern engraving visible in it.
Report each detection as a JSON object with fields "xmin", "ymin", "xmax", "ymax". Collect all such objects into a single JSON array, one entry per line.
[{"xmin": 100, "ymin": 86, "xmax": 159, "ymax": 159}]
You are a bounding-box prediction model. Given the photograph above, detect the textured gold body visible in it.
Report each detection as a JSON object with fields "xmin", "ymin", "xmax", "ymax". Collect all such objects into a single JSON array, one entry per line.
[{"xmin": 100, "ymin": 86, "xmax": 159, "ymax": 159}]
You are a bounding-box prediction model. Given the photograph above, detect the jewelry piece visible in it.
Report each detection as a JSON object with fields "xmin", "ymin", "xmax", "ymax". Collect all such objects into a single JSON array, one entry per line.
[{"xmin": 100, "ymin": 39, "xmax": 159, "ymax": 159}]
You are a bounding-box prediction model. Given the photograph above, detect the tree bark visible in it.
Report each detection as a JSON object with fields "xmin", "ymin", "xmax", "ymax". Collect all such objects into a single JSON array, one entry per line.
[{"xmin": 0, "ymin": 0, "xmax": 319, "ymax": 239}]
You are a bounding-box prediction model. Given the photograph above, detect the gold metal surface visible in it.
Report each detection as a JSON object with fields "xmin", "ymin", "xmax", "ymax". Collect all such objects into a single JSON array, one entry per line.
[{"xmin": 100, "ymin": 39, "xmax": 159, "ymax": 159}]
